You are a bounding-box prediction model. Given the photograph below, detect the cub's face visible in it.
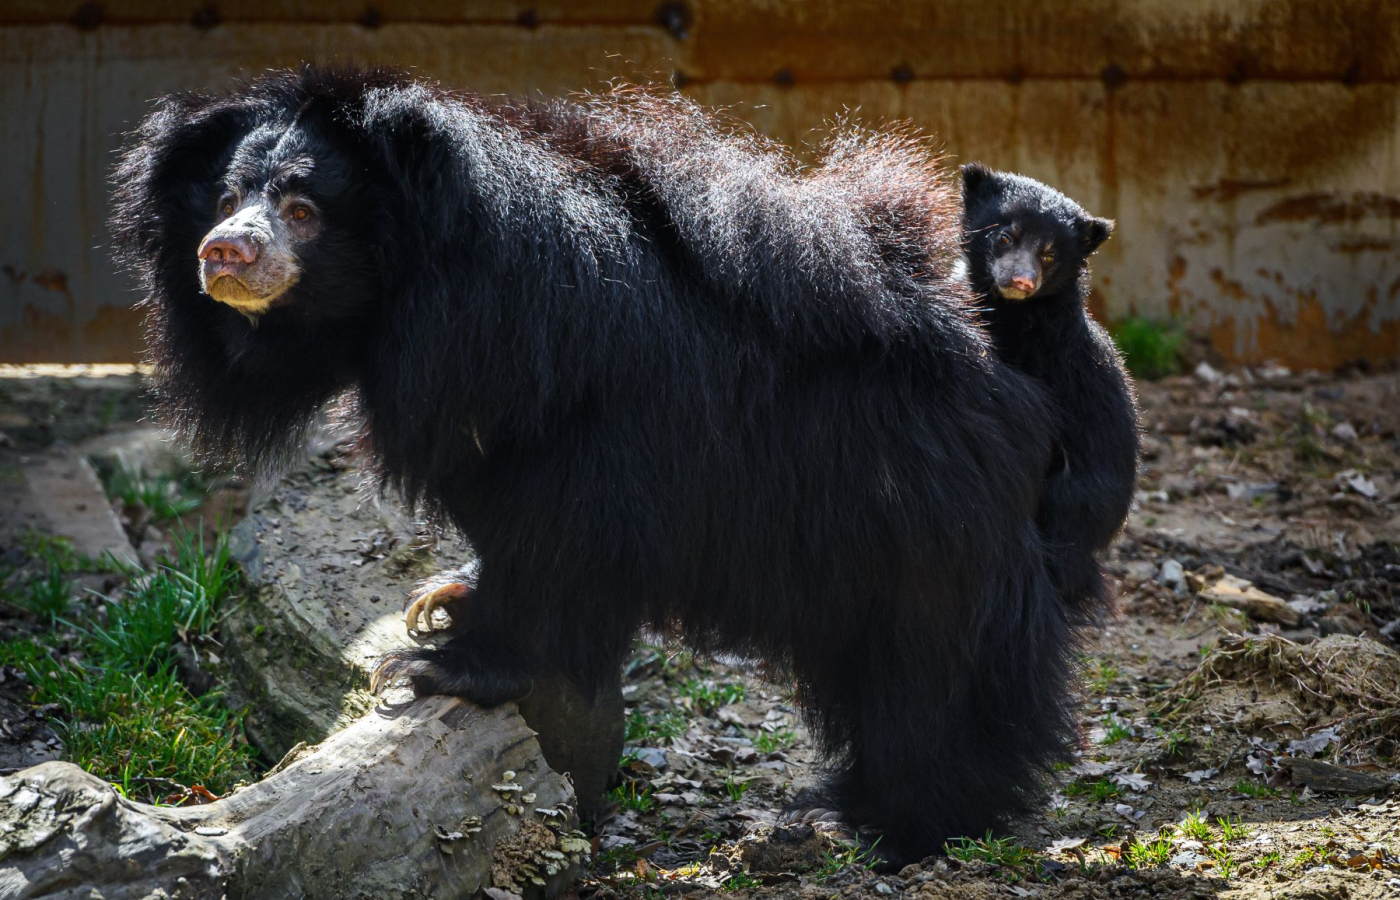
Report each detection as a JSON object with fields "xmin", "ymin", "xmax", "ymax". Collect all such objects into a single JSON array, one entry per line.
[
  {"xmin": 959, "ymin": 163, "xmax": 1113, "ymax": 304},
  {"xmin": 195, "ymin": 120, "xmax": 373, "ymax": 320},
  {"xmin": 976, "ymin": 218, "xmax": 1070, "ymax": 301}
]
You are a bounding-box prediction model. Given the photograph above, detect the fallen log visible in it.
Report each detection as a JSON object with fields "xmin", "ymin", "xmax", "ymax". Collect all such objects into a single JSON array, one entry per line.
[
  {"xmin": 1280, "ymin": 757, "xmax": 1394, "ymax": 796},
  {"xmin": 0, "ymin": 697, "xmax": 585, "ymax": 900}
]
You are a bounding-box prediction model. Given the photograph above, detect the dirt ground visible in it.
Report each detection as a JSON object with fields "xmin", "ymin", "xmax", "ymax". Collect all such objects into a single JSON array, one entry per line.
[{"xmin": 1, "ymin": 362, "xmax": 1398, "ymax": 900}]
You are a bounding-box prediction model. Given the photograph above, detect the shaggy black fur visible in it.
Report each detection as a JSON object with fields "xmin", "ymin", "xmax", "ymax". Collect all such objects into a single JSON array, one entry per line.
[
  {"xmin": 115, "ymin": 66, "xmax": 1087, "ymax": 864},
  {"xmin": 961, "ymin": 164, "xmax": 1139, "ymax": 617}
]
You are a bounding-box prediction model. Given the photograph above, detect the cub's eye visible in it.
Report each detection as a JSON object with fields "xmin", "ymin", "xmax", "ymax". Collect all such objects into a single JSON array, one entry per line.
[
  {"xmin": 291, "ymin": 205, "xmax": 312, "ymax": 221},
  {"xmin": 219, "ymin": 199, "xmax": 235, "ymax": 217},
  {"xmin": 996, "ymin": 232, "xmax": 1012, "ymax": 247},
  {"xmin": 1042, "ymin": 252, "xmax": 1055, "ymax": 265}
]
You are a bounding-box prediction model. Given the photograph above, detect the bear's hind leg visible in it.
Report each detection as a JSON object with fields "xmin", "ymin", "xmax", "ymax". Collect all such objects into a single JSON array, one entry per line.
[{"xmin": 821, "ymin": 574, "xmax": 1078, "ymax": 866}]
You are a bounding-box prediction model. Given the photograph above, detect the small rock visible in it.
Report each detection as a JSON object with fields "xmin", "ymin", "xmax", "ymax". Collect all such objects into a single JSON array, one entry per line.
[
  {"xmin": 1331, "ymin": 421, "xmax": 1358, "ymax": 441},
  {"xmin": 1336, "ymin": 470, "xmax": 1378, "ymax": 499},
  {"xmin": 1194, "ymin": 361, "xmax": 1223, "ymax": 384},
  {"xmin": 1286, "ymin": 596, "xmax": 1327, "ymax": 617},
  {"xmin": 1225, "ymin": 481, "xmax": 1277, "ymax": 502},
  {"xmin": 875, "ymin": 883, "xmax": 895, "ymax": 895},
  {"xmin": 628, "ymin": 747, "xmax": 669, "ymax": 771},
  {"xmin": 1156, "ymin": 559, "xmax": 1186, "ymax": 594},
  {"xmin": 1161, "ymin": 474, "xmax": 1201, "ymax": 499}
]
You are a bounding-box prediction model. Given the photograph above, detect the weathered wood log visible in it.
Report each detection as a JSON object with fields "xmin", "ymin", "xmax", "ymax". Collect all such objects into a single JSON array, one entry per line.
[
  {"xmin": 1280, "ymin": 757, "xmax": 1394, "ymax": 795},
  {"xmin": 0, "ymin": 697, "xmax": 585, "ymax": 900},
  {"xmin": 1195, "ymin": 573, "xmax": 1302, "ymax": 626}
]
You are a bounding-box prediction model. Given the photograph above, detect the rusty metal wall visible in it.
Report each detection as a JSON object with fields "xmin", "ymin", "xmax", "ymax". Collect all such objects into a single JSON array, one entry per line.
[{"xmin": 2, "ymin": 1, "xmax": 1397, "ymax": 366}]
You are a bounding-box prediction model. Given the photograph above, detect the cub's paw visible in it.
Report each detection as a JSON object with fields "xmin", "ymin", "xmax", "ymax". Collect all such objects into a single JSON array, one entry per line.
[{"xmin": 404, "ymin": 581, "xmax": 472, "ymax": 635}]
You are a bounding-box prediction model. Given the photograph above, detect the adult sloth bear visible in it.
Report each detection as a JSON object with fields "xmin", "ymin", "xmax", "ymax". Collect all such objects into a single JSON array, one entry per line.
[{"xmin": 115, "ymin": 66, "xmax": 1085, "ymax": 865}]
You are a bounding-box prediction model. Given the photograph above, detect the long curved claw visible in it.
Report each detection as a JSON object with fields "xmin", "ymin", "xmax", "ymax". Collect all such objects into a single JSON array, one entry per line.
[{"xmin": 404, "ymin": 581, "xmax": 473, "ymax": 634}]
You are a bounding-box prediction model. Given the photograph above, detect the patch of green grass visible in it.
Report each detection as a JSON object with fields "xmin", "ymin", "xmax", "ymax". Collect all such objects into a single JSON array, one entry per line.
[
  {"xmin": 627, "ymin": 641, "xmax": 697, "ymax": 681},
  {"xmin": 1083, "ymin": 656, "xmax": 1120, "ymax": 695},
  {"xmin": 1300, "ymin": 401, "xmax": 1332, "ymax": 429},
  {"xmin": 0, "ymin": 637, "xmax": 54, "ymax": 672},
  {"xmin": 722, "ymin": 872, "xmax": 763, "ymax": 892},
  {"xmin": 813, "ymin": 839, "xmax": 882, "ymax": 883},
  {"xmin": 944, "ymin": 832, "xmax": 1042, "ymax": 883},
  {"xmin": 85, "ymin": 576, "xmax": 190, "ymax": 668},
  {"xmin": 160, "ymin": 526, "xmax": 238, "ymax": 636},
  {"xmin": 609, "ymin": 780, "xmax": 656, "ymax": 813},
  {"xmin": 624, "ymin": 706, "xmax": 689, "ymax": 745},
  {"xmin": 1100, "ymin": 713, "xmax": 1133, "ymax": 745},
  {"xmin": 725, "ymin": 776, "xmax": 751, "ymax": 803},
  {"xmin": 1287, "ymin": 845, "xmax": 1340, "ymax": 872},
  {"xmin": 592, "ymin": 843, "xmax": 640, "ymax": 873},
  {"xmin": 1209, "ymin": 845, "xmax": 1238, "ymax": 879},
  {"xmin": 1062, "ymin": 778, "xmax": 1122, "ymax": 802},
  {"xmin": 20, "ymin": 530, "xmax": 101, "ymax": 573},
  {"xmin": 11, "ymin": 566, "xmax": 73, "ymax": 625},
  {"xmin": 99, "ymin": 461, "xmax": 206, "ymax": 523},
  {"xmin": 1254, "ymin": 850, "xmax": 1281, "ymax": 871},
  {"xmin": 1232, "ymin": 779, "xmax": 1279, "ymax": 798},
  {"xmin": 1216, "ymin": 815, "xmax": 1250, "ymax": 841},
  {"xmin": 8, "ymin": 525, "xmax": 251, "ymax": 804},
  {"xmin": 20, "ymin": 655, "xmax": 254, "ymax": 801},
  {"xmin": 679, "ymin": 678, "xmax": 746, "ymax": 715},
  {"xmin": 1292, "ymin": 434, "xmax": 1332, "ymax": 467},
  {"xmin": 1124, "ymin": 830, "xmax": 1175, "ymax": 869},
  {"xmin": 752, "ymin": 729, "xmax": 796, "ymax": 754},
  {"xmin": 1161, "ymin": 729, "xmax": 1190, "ymax": 757},
  {"xmin": 1109, "ymin": 317, "xmax": 1184, "ymax": 381},
  {"xmin": 83, "ymin": 529, "xmax": 238, "ymax": 670},
  {"xmin": 1177, "ymin": 810, "xmax": 1212, "ymax": 842}
]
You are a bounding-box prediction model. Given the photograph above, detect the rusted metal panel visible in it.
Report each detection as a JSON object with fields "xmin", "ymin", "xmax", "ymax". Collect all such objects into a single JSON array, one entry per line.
[
  {"xmin": 0, "ymin": 2, "xmax": 665, "ymax": 26},
  {"xmin": 684, "ymin": 0, "xmax": 1400, "ymax": 82},
  {"xmin": 2, "ymin": 2, "xmax": 1398, "ymax": 366}
]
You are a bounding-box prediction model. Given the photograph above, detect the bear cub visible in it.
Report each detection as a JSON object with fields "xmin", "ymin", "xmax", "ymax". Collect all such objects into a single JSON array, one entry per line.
[{"xmin": 960, "ymin": 164, "xmax": 1139, "ymax": 615}]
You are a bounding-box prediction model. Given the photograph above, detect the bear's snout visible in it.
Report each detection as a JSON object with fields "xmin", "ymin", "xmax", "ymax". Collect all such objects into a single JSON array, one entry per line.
[{"xmin": 199, "ymin": 233, "xmax": 261, "ymax": 277}]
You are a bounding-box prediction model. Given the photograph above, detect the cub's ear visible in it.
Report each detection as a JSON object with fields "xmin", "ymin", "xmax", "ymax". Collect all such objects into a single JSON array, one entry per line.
[
  {"xmin": 1080, "ymin": 216, "xmax": 1115, "ymax": 253},
  {"xmin": 960, "ymin": 162, "xmax": 995, "ymax": 205}
]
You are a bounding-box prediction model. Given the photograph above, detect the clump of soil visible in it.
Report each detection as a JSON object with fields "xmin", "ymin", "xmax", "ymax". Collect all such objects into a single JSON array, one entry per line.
[{"xmin": 1174, "ymin": 634, "xmax": 1400, "ymax": 763}]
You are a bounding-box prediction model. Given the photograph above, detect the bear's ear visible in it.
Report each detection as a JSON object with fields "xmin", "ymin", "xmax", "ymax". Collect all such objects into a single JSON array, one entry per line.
[
  {"xmin": 112, "ymin": 95, "xmax": 254, "ymax": 271},
  {"xmin": 1080, "ymin": 216, "xmax": 1115, "ymax": 253},
  {"xmin": 960, "ymin": 162, "xmax": 994, "ymax": 205}
]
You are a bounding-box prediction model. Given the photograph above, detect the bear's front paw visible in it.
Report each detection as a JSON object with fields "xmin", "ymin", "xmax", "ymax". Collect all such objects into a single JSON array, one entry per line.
[{"xmin": 404, "ymin": 581, "xmax": 473, "ymax": 635}]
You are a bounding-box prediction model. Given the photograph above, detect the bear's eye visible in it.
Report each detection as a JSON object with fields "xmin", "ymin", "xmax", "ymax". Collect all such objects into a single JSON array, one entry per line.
[
  {"xmin": 1041, "ymin": 252, "xmax": 1055, "ymax": 265},
  {"xmin": 291, "ymin": 205, "xmax": 312, "ymax": 222},
  {"xmin": 219, "ymin": 199, "xmax": 235, "ymax": 217},
  {"xmin": 996, "ymin": 232, "xmax": 1012, "ymax": 247}
]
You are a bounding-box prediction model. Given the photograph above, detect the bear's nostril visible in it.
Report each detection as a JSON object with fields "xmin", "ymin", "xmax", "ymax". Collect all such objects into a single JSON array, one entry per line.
[{"xmin": 199, "ymin": 234, "xmax": 259, "ymax": 266}]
